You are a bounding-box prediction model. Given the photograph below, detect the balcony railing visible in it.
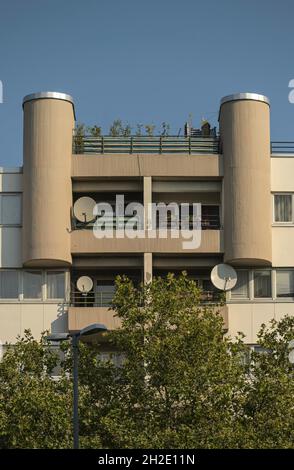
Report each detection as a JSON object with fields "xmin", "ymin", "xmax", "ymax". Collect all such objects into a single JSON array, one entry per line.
[
  {"xmin": 72, "ymin": 215, "xmax": 221, "ymax": 230},
  {"xmin": 73, "ymin": 135, "xmax": 220, "ymax": 155},
  {"xmin": 271, "ymin": 142, "xmax": 294, "ymax": 153},
  {"xmin": 73, "ymin": 138, "xmax": 294, "ymax": 156},
  {"xmin": 70, "ymin": 288, "xmax": 221, "ymax": 308},
  {"xmin": 71, "ymin": 290, "xmax": 114, "ymax": 308}
]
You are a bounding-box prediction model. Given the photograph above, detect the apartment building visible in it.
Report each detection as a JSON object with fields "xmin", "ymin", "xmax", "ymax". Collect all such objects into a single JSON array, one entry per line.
[{"xmin": 0, "ymin": 91, "xmax": 293, "ymax": 351}]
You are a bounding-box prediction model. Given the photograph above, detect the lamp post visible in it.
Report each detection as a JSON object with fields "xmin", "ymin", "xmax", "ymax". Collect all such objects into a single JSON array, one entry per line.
[{"xmin": 47, "ymin": 323, "xmax": 107, "ymax": 449}]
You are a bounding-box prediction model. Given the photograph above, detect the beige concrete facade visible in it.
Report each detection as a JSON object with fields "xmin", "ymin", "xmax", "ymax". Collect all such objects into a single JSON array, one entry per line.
[
  {"xmin": 68, "ymin": 305, "xmax": 228, "ymax": 333},
  {"xmin": 68, "ymin": 307, "xmax": 121, "ymax": 332},
  {"xmin": 22, "ymin": 97, "xmax": 74, "ymax": 267},
  {"xmin": 72, "ymin": 153, "xmax": 223, "ymax": 178},
  {"xmin": 220, "ymin": 98, "xmax": 272, "ymax": 266},
  {"xmin": 1, "ymin": 91, "xmax": 294, "ymax": 347},
  {"xmin": 71, "ymin": 229, "xmax": 223, "ymax": 254}
]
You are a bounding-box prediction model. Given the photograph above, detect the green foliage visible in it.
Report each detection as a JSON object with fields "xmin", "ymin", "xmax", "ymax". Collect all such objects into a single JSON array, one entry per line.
[
  {"xmin": 109, "ymin": 119, "xmax": 123, "ymax": 137},
  {"xmin": 97, "ymin": 274, "xmax": 247, "ymax": 448},
  {"xmin": 135, "ymin": 123, "xmax": 143, "ymax": 137},
  {"xmin": 0, "ymin": 331, "xmax": 72, "ymax": 449},
  {"xmin": 239, "ymin": 316, "xmax": 294, "ymax": 448},
  {"xmin": 109, "ymin": 120, "xmax": 132, "ymax": 137},
  {"xmin": 74, "ymin": 122, "xmax": 86, "ymax": 153},
  {"xmin": 144, "ymin": 124, "xmax": 156, "ymax": 137},
  {"xmin": 1, "ymin": 275, "xmax": 294, "ymax": 449},
  {"xmin": 88, "ymin": 125, "xmax": 102, "ymax": 137}
]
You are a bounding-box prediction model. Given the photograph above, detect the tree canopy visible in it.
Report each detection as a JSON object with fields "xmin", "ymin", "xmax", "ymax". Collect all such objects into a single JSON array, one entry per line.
[{"xmin": 0, "ymin": 273, "xmax": 294, "ymax": 449}]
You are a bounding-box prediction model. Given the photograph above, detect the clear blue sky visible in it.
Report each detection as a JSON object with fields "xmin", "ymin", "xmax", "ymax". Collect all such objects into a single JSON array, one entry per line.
[{"xmin": 0, "ymin": 0, "xmax": 294, "ymax": 166}]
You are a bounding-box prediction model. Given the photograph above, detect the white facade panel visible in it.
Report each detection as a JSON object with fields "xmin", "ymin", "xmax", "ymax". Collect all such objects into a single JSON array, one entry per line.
[
  {"xmin": 271, "ymin": 157, "xmax": 294, "ymax": 192},
  {"xmin": 0, "ymin": 303, "xmax": 68, "ymax": 343},
  {"xmin": 227, "ymin": 302, "xmax": 294, "ymax": 343},
  {"xmin": 272, "ymin": 227, "xmax": 294, "ymax": 267}
]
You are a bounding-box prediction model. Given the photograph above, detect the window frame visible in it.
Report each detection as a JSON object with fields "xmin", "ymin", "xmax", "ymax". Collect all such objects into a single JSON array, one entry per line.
[
  {"xmin": 45, "ymin": 270, "xmax": 67, "ymax": 301},
  {"xmin": 275, "ymin": 268, "xmax": 294, "ymax": 299},
  {"xmin": 230, "ymin": 269, "xmax": 250, "ymax": 300},
  {"xmin": 272, "ymin": 192, "xmax": 294, "ymax": 225},
  {"xmin": 253, "ymin": 269, "xmax": 272, "ymax": 299},
  {"xmin": 22, "ymin": 270, "xmax": 43, "ymax": 301},
  {"xmin": 0, "ymin": 192, "xmax": 22, "ymax": 227},
  {"xmin": 0, "ymin": 269, "xmax": 20, "ymax": 300},
  {"xmin": 0, "ymin": 269, "xmax": 68, "ymax": 303}
]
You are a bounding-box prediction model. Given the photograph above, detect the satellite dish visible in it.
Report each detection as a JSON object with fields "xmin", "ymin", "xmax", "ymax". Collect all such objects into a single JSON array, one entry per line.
[
  {"xmin": 73, "ymin": 197, "xmax": 96, "ymax": 223},
  {"xmin": 210, "ymin": 263, "xmax": 237, "ymax": 291},
  {"xmin": 76, "ymin": 276, "xmax": 93, "ymax": 293}
]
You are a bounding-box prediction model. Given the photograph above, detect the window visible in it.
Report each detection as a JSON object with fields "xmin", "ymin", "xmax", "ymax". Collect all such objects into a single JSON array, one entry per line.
[
  {"xmin": 96, "ymin": 283, "xmax": 115, "ymax": 307},
  {"xmin": 47, "ymin": 271, "xmax": 65, "ymax": 299},
  {"xmin": 201, "ymin": 279, "xmax": 219, "ymax": 300},
  {"xmin": 0, "ymin": 270, "xmax": 19, "ymax": 298},
  {"xmin": 99, "ymin": 352, "xmax": 126, "ymax": 367},
  {"xmin": 276, "ymin": 270, "xmax": 294, "ymax": 298},
  {"xmin": 231, "ymin": 270, "xmax": 249, "ymax": 299},
  {"xmin": 254, "ymin": 271, "xmax": 272, "ymax": 298},
  {"xmin": 201, "ymin": 205, "xmax": 220, "ymax": 230},
  {"xmin": 0, "ymin": 194, "xmax": 22, "ymax": 225},
  {"xmin": 23, "ymin": 270, "xmax": 42, "ymax": 299},
  {"xmin": 274, "ymin": 194, "xmax": 292, "ymax": 223}
]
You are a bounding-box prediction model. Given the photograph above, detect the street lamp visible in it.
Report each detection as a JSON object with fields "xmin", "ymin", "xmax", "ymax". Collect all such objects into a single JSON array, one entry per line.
[{"xmin": 46, "ymin": 323, "xmax": 107, "ymax": 449}]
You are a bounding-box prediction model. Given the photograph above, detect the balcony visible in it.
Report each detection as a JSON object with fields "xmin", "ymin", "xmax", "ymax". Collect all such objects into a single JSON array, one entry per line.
[
  {"xmin": 71, "ymin": 228, "xmax": 223, "ymax": 255},
  {"xmin": 73, "ymin": 135, "xmax": 220, "ymax": 155},
  {"xmin": 68, "ymin": 289, "xmax": 228, "ymax": 332},
  {"xmin": 68, "ymin": 306, "xmax": 121, "ymax": 332}
]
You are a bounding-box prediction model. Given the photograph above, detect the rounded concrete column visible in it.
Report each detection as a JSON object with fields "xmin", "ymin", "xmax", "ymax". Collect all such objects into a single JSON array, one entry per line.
[
  {"xmin": 22, "ymin": 92, "xmax": 75, "ymax": 267},
  {"xmin": 219, "ymin": 93, "xmax": 271, "ymax": 266}
]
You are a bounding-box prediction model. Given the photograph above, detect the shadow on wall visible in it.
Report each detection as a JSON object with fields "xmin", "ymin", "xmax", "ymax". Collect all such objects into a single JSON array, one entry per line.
[{"xmin": 51, "ymin": 303, "xmax": 68, "ymax": 334}]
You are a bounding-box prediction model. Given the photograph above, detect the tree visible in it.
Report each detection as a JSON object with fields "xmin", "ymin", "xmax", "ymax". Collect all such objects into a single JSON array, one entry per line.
[
  {"xmin": 81, "ymin": 273, "xmax": 248, "ymax": 448},
  {"xmin": 1, "ymin": 275, "xmax": 294, "ymax": 449},
  {"xmin": 239, "ymin": 316, "xmax": 294, "ymax": 448},
  {"xmin": 0, "ymin": 331, "xmax": 73, "ymax": 449},
  {"xmin": 88, "ymin": 125, "xmax": 102, "ymax": 137},
  {"xmin": 145, "ymin": 124, "xmax": 156, "ymax": 136},
  {"xmin": 74, "ymin": 122, "xmax": 86, "ymax": 153},
  {"xmin": 109, "ymin": 119, "xmax": 123, "ymax": 136},
  {"xmin": 135, "ymin": 123, "xmax": 143, "ymax": 137}
]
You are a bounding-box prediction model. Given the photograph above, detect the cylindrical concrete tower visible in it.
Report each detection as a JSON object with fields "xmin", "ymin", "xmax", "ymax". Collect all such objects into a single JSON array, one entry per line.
[
  {"xmin": 22, "ymin": 92, "xmax": 75, "ymax": 267},
  {"xmin": 219, "ymin": 93, "xmax": 271, "ymax": 266}
]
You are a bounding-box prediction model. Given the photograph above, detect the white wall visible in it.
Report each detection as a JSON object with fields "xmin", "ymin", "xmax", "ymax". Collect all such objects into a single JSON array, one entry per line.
[
  {"xmin": 271, "ymin": 157, "xmax": 294, "ymax": 266},
  {"xmin": 271, "ymin": 157, "xmax": 294, "ymax": 192},
  {"xmin": 272, "ymin": 227, "xmax": 294, "ymax": 267},
  {"xmin": 0, "ymin": 303, "xmax": 68, "ymax": 344},
  {"xmin": 227, "ymin": 302, "xmax": 294, "ymax": 343}
]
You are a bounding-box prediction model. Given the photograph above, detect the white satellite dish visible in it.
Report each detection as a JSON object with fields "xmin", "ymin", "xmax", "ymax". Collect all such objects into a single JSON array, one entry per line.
[
  {"xmin": 210, "ymin": 263, "xmax": 237, "ymax": 291},
  {"xmin": 73, "ymin": 197, "xmax": 96, "ymax": 223},
  {"xmin": 76, "ymin": 276, "xmax": 93, "ymax": 293}
]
